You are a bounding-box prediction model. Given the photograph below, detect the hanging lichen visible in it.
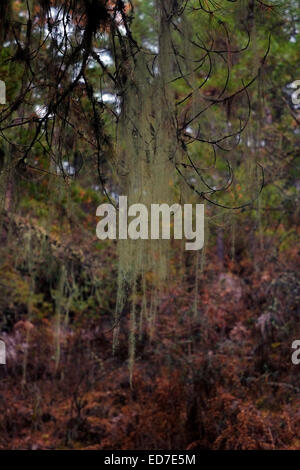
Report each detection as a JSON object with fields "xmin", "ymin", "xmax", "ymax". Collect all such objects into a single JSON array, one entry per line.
[
  {"xmin": 113, "ymin": 2, "xmax": 183, "ymax": 372},
  {"xmin": 52, "ymin": 264, "xmax": 67, "ymax": 373},
  {"xmin": 22, "ymin": 229, "xmax": 35, "ymax": 386}
]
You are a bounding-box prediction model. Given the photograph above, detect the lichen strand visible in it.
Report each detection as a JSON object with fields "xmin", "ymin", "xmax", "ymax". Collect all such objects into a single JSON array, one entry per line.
[{"xmin": 114, "ymin": 3, "xmax": 182, "ymax": 375}]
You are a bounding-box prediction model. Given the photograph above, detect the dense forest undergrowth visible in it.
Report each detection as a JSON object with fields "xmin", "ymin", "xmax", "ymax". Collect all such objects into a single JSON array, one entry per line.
[{"xmin": 0, "ymin": 204, "xmax": 299, "ymax": 449}]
